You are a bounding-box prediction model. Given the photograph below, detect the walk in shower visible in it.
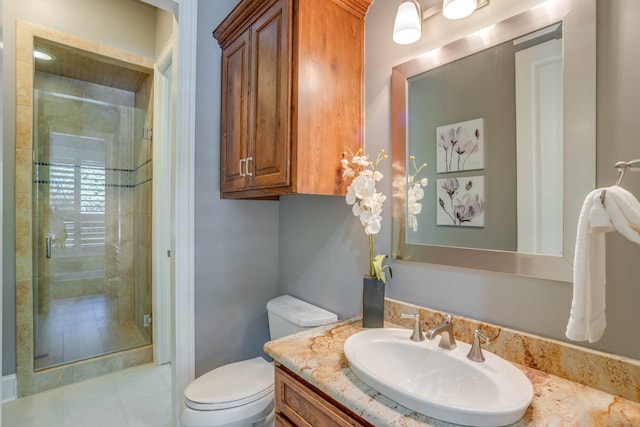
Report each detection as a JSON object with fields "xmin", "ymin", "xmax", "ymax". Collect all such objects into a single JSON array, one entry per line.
[
  {"xmin": 13, "ymin": 23, "xmax": 156, "ymax": 396},
  {"xmin": 31, "ymin": 39, "xmax": 153, "ymax": 371}
]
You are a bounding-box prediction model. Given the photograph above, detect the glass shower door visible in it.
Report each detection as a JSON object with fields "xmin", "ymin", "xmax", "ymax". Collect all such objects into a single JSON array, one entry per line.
[{"xmin": 33, "ymin": 88, "xmax": 152, "ymax": 371}]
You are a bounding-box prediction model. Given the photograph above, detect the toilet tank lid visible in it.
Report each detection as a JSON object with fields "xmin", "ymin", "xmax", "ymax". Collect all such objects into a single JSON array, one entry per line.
[{"xmin": 267, "ymin": 295, "xmax": 338, "ymax": 327}]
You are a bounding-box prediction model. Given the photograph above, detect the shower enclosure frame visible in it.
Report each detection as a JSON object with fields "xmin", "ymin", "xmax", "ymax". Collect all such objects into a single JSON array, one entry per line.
[{"xmin": 14, "ymin": 20, "xmax": 155, "ymax": 397}]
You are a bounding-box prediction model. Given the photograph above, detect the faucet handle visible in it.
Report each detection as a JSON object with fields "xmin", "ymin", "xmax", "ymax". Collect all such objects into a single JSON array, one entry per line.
[
  {"xmin": 401, "ymin": 313, "xmax": 425, "ymax": 342},
  {"xmin": 443, "ymin": 314, "xmax": 453, "ymax": 324},
  {"xmin": 467, "ymin": 329, "xmax": 491, "ymax": 362}
]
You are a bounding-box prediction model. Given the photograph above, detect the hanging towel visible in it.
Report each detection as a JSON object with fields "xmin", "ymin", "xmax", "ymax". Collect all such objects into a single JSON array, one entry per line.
[{"xmin": 566, "ymin": 185, "xmax": 640, "ymax": 343}]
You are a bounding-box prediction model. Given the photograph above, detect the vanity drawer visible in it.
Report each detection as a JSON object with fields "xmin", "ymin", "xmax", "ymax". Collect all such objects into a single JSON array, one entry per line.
[{"xmin": 274, "ymin": 364, "xmax": 371, "ymax": 427}]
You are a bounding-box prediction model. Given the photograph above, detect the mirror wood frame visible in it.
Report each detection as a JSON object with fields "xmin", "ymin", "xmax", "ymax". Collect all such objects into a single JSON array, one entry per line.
[{"xmin": 391, "ymin": 0, "xmax": 595, "ymax": 282}]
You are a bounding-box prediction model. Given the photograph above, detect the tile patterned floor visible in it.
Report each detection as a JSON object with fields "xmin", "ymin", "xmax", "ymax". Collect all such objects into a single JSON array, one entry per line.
[
  {"xmin": 2, "ymin": 363, "xmax": 172, "ymax": 427},
  {"xmin": 35, "ymin": 294, "xmax": 149, "ymax": 370}
]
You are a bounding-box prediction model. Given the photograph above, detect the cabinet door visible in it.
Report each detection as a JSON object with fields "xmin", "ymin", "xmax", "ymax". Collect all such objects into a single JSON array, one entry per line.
[
  {"xmin": 220, "ymin": 32, "xmax": 250, "ymax": 193},
  {"xmin": 247, "ymin": 0, "xmax": 290, "ymax": 190},
  {"xmin": 275, "ymin": 366, "xmax": 371, "ymax": 427}
]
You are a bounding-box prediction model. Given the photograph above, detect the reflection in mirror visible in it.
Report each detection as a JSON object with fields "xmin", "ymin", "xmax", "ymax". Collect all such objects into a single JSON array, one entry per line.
[
  {"xmin": 392, "ymin": 0, "xmax": 595, "ymax": 282},
  {"xmin": 406, "ymin": 24, "xmax": 563, "ymax": 255},
  {"xmin": 515, "ymin": 24, "xmax": 563, "ymax": 255}
]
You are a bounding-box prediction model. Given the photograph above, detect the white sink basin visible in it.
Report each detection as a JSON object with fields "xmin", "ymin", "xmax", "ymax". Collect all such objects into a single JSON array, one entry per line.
[{"xmin": 343, "ymin": 328, "xmax": 533, "ymax": 426}]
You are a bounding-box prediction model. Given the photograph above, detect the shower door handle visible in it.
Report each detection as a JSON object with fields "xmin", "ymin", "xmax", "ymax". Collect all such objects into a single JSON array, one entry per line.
[{"xmin": 45, "ymin": 234, "xmax": 53, "ymax": 259}]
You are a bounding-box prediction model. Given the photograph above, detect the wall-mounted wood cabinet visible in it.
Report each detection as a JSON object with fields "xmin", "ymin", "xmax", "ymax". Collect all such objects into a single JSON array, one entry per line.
[{"xmin": 213, "ymin": 0, "xmax": 371, "ymax": 199}]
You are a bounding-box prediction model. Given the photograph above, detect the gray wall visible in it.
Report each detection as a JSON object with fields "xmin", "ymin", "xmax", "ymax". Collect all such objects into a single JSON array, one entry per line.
[
  {"xmin": 279, "ymin": 0, "xmax": 640, "ymax": 361},
  {"xmin": 2, "ymin": 0, "xmax": 158, "ymax": 376},
  {"xmin": 194, "ymin": 0, "xmax": 280, "ymax": 377}
]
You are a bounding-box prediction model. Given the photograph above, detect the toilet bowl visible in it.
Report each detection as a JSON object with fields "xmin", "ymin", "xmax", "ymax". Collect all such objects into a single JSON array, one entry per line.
[
  {"xmin": 180, "ymin": 295, "xmax": 338, "ymax": 427},
  {"xmin": 181, "ymin": 357, "xmax": 274, "ymax": 427}
]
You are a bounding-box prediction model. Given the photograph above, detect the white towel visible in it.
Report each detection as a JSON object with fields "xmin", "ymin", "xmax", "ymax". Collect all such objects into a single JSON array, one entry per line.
[{"xmin": 566, "ymin": 185, "xmax": 640, "ymax": 342}]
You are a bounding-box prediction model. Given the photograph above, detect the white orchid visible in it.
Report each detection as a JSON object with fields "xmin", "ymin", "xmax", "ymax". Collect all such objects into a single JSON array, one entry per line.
[
  {"xmin": 407, "ymin": 183, "xmax": 424, "ymax": 232},
  {"xmin": 341, "ymin": 148, "xmax": 392, "ymax": 283},
  {"xmin": 406, "ymin": 156, "xmax": 429, "ymax": 232}
]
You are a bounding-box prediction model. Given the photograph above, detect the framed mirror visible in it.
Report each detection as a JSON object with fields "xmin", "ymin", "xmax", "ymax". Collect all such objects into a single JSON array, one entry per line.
[{"xmin": 391, "ymin": 0, "xmax": 595, "ymax": 282}]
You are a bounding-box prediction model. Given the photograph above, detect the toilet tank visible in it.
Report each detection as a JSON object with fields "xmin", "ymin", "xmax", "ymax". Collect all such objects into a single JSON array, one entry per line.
[{"xmin": 266, "ymin": 295, "xmax": 338, "ymax": 340}]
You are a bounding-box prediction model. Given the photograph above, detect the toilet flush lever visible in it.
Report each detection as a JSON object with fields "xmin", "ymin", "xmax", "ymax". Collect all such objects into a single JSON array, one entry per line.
[{"xmin": 401, "ymin": 313, "xmax": 424, "ymax": 342}]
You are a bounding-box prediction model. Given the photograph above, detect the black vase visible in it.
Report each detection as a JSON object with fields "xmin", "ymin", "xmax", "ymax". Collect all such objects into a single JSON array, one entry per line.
[{"xmin": 362, "ymin": 277, "xmax": 385, "ymax": 328}]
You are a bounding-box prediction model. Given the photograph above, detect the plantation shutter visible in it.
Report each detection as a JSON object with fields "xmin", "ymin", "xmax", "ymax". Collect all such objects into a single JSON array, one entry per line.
[{"xmin": 49, "ymin": 133, "xmax": 107, "ymax": 251}]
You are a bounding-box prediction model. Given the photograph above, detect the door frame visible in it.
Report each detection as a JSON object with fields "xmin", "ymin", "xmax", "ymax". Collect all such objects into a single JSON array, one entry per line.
[
  {"xmin": 152, "ymin": 36, "xmax": 174, "ymax": 366},
  {"xmin": 141, "ymin": 0, "xmax": 197, "ymax": 424},
  {"xmin": 168, "ymin": 1, "xmax": 197, "ymax": 425}
]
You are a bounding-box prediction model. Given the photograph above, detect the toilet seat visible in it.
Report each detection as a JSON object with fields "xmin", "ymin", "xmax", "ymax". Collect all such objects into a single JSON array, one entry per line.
[{"xmin": 184, "ymin": 357, "xmax": 274, "ymax": 411}]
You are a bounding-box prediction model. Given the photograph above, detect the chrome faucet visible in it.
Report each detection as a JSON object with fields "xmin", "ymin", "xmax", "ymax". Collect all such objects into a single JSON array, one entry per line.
[
  {"xmin": 425, "ymin": 314, "xmax": 457, "ymax": 350},
  {"xmin": 400, "ymin": 313, "xmax": 424, "ymax": 342},
  {"xmin": 467, "ymin": 329, "xmax": 491, "ymax": 362}
]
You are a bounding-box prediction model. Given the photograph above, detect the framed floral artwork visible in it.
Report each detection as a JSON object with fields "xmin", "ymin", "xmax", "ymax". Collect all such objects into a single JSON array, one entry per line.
[
  {"xmin": 436, "ymin": 176, "xmax": 485, "ymax": 227},
  {"xmin": 436, "ymin": 118, "xmax": 484, "ymax": 173}
]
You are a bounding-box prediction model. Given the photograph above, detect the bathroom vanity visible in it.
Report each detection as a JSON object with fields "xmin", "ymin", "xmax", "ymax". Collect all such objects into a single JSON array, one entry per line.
[
  {"xmin": 264, "ymin": 298, "xmax": 640, "ymax": 426},
  {"xmin": 274, "ymin": 364, "xmax": 370, "ymax": 426}
]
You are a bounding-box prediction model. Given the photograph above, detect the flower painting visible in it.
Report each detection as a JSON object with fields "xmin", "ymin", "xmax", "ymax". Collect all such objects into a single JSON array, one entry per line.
[
  {"xmin": 436, "ymin": 118, "xmax": 484, "ymax": 173},
  {"xmin": 436, "ymin": 176, "xmax": 485, "ymax": 227}
]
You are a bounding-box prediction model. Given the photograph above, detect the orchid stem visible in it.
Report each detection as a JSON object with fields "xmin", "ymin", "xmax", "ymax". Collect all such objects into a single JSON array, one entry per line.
[{"xmin": 368, "ymin": 234, "xmax": 375, "ymax": 278}]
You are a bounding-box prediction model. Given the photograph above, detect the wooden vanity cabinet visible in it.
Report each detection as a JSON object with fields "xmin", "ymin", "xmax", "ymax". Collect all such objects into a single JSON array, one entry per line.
[
  {"xmin": 274, "ymin": 364, "xmax": 372, "ymax": 427},
  {"xmin": 213, "ymin": 0, "xmax": 371, "ymax": 199}
]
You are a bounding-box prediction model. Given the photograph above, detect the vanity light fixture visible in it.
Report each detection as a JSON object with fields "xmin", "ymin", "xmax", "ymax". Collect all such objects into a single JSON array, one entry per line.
[
  {"xmin": 393, "ymin": 0, "xmax": 489, "ymax": 45},
  {"xmin": 393, "ymin": 0, "xmax": 423, "ymax": 45},
  {"xmin": 442, "ymin": 0, "xmax": 478, "ymax": 20}
]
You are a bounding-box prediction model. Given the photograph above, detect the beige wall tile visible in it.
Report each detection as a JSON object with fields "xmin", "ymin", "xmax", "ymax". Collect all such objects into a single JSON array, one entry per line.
[
  {"xmin": 32, "ymin": 366, "xmax": 74, "ymax": 393},
  {"xmin": 16, "ymin": 61, "xmax": 33, "ymax": 108},
  {"xmin": 15, "ymin": 237, "xmax": 33, "ymax": 282},
  {"xmin": 15, "ymin": 22, "xmax": 35, "ymax": 63},
  {"xmin": 23, "ymin": 21, "xmax": 47, "ymax": 39},
  {"xmin": 17, "ymin": 374, "xmax": 32, "ymax": 397},
  {"xmin": 15, "ymin": 149, "xmax": 33, "ymax": 195},
  {"xmin": 15, "ymin": 192, "xmax": 32, "ymax": 238},
  {"xmin": 142, "ymin": 56, "xmax": 154, "ymax": 69},
  {"xmin": 15, "ymin": 305, "xmax": 32, "ymax": 328},
  {"xmin": 16, "ymin": 106, "xmax": 33, "ymax": 150},
  {"xmin": 98, "ymin": 44, "xmax": 145, "ymax": 67},
  {"xmin": 16, "ymin": 323, "xmax": 33, "ymax": 364},
  {"xmin": 122, "ymin": 345, "xmax": 153, "ymax": 368},
  {"xmin": 15, "ymin": 280, "xmax": 33, "ymax": 323}
]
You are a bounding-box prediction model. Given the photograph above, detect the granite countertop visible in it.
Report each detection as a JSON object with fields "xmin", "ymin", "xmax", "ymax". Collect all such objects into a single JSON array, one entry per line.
[{"xmin": 264, "ymin": 315, "xmax": 640, "ymax": 426}]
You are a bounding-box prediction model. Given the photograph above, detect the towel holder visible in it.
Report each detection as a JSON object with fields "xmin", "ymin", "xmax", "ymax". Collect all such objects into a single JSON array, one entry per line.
[{"xmin": 600, "ymin": 159, "xmax": 640, "ymax": 204}]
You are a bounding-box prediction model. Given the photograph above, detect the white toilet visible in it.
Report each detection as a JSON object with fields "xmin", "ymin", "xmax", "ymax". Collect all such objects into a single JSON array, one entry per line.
[{"xmin": 180, "ymin": 295, "xmax": 338, "ymax": 427}]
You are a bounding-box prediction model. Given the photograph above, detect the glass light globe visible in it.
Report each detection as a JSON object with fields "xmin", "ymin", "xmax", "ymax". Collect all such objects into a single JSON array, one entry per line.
[
  {"xmin": 443, "ymin": 0, "xmax": 478, "ymax": 20},
  {"xmin": 393, "ymin": 1, "xmax": 422, "ymax": 45}
]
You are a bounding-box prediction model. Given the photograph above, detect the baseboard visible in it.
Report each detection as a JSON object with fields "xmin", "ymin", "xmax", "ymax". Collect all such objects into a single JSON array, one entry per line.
[{"xmin": 2, "ymin": 374, "xmax": 17, "ymax": 402}]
